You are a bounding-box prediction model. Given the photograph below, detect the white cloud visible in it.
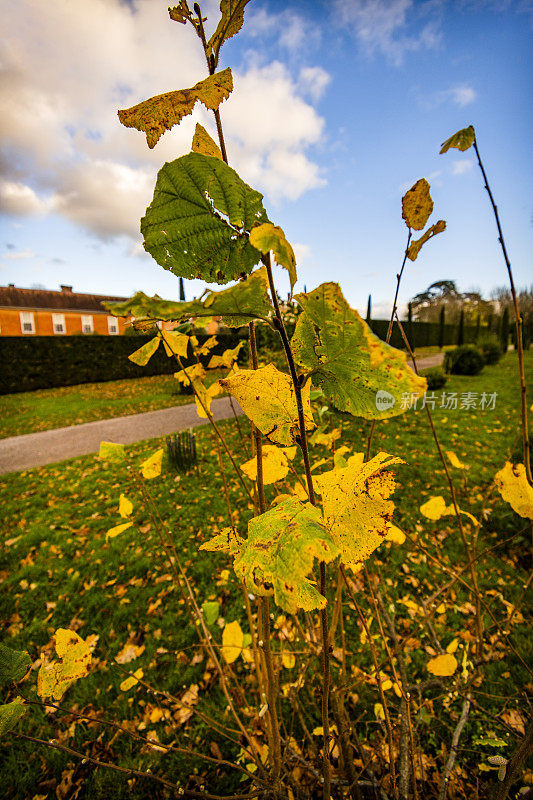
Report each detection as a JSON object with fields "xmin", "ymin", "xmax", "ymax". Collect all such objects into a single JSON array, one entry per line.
[
  {"xmin": 246, "ymin": 8, "xmax": 320, "ymax": 53},
  {"xmin": 2, "ymin": 248, "xmax": 35, "ymax": 260},
  {"xmin": 452, "ymin": 160, "xmax": 474, "ymax": 175},
  {"xmin": 450, "ymin": 85, "xmax": 476, "ymax": 106},
  {"xmin": 1, "ymin": 0, "xmax": 327, "ymax": 241},
  {"xmin": 293, "ymin": 243, "xmax": 311, "ymax": 266},
  {"xmin": 335, "ymin": 0, "xmax": 441, "ymax": 65},
  {"xmin": 421, "ymin": 84, "xmax": 477, "ymax": 109}
]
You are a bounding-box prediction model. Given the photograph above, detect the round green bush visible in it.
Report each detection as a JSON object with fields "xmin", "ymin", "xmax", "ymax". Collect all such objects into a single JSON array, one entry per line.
[
  {"xmin": 420, "ymin": 366, "xmax": 448, "ymax": 390},
  {"xmin": 478, "ymin": 334, "xmax": 503, "ymax": 365},
  {"xmin": 444, "ymin": 345, "xmax": 484, "ymax": 376}
]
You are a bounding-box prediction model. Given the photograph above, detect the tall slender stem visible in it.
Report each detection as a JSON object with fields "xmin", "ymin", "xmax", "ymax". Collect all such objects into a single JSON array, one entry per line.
[{"xmin": 472, "ymin": 138, "xmax": 531, "ymax": 484}]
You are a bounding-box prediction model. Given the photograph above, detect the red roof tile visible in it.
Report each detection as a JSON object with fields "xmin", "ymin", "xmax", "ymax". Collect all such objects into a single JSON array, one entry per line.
[{"xmin": 0, "ymin": 285, "xmax": 128, "ymax": 313}]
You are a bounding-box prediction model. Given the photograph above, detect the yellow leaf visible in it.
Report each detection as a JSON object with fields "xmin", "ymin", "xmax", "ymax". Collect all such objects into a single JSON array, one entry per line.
[
  {"xmin": 440, "ymin": 125, "xmax": 476, "ymax": 154},
  {"xmin": 207, "ymin": 0, "xmax": 252, "ymax": 64},
  {"xmin": 249, "ymin": 223, "xmax": 297, "ymax": 294},
  {"xmin": 494, "ymin": 462, "xmax": 533, "ymax": 519},
  {"xmin": 194, "ymin": 379, "xmax": 222, "ymax": 419},
  {"xmin": 150, "ymin": 708, "xmax": 165, "ymax": 723},
  {"xmin": 161, "ymin": 329, "xmax": 189, "ymax": 358},
  {"xmin": 220, "ymin": 364, "xmax": 315, "ymax": 446},
  {"xmin": 115, "ymin": 641, "xmax": 145, "ymax": 665},
  {"xmin": 118, "ymin": 494, "xmax": 133, "ymax": 518},
  {"xmin": 420, "ymin": 496, "xmax": 448, "ymax": 521},
  {"xmin": 406, "ymin": 220, "xmax": 446, "ymax": 261},
  {"xmin": 436, "ymin": 603, "xmax": 446, "ymax": 614},
  {"xmin": 196, "ymin": 335, "xmax": 219, "ymax": 355},
  {"xmin": 386, "ymin": 523, "xmax": 406, "ymax": 544},
  {"xmin": 312, "ymin": 428, "xmax": 342, "ymax": 448},
  {"xmin": 37, "ymin": 629, "xmax": 92, "ymax": 701},
  {"xmin": 120, "ymin": 668, "xmax": 144, "ymax": 692},
  {"xmin": 314, "ymin": 452, "xmax": 403, "ymax": 571},
  {"xmin": 128, "ymin": 337, "xmax": 160, "ymax": 366},
  {"xmin": 106, "ymin": 521, "xmax": 133, "ymax": 542},
  {"xmin": 174, "ymin": 363, "xmax": 206, "ymax": 386},
  {"xmin": 402, "ymin": 178, "xmax": 434, "ymax": 231},
  {"xmin": 221, "ymin": 620, "xmax": 244, "ymax": 664},
  {"xmin": 99, "ymin": 441, "xmax": 126, "ymax": 462},
  {"xmin": 140, "ymin": 449, "xmax": 163, "ymax": 480},
  {"xmin": 446, "ymin": 638, "xmax": 459, "ymax": 654},
  {"xmin": 381, "ymin": 679, "xmax": 393, "ymax": 691},
  {"xmin": 374, "ymin": 703, "xmax": 385, "ymax": 722},
  {"xmin": 191, "ymin": 122, "xmax": 223, "ymax": 160},
  {"xmin": 393, "ymin": 682, "xmax": 402, "ymax": 697},
  {"xmin": 281, "ymin": 652, "xmax": 295, "ymax": 669},
  {"xmin": 240, "ymin": 445, "xmax": 294, "ymax": 485},
  {"xmin": 446, "ymin": 451, "xmax": 466, "ymax": 469},
  {"xmin": 427, "ymin": 653, "xmax": 457, "ymax": 677},
  {"xmin": 207, "ymin": 341, "xmax": 244, "ymax": 369},
  {"xmin": 118, "ymin": 69, "xmax": 233, "ymax": 149}
]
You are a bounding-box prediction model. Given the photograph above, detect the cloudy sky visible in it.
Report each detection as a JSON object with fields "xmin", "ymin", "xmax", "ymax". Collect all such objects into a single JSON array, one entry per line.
[{"xmin": 1, "ymin": 0, "xmax": 531, "ymax": 317}]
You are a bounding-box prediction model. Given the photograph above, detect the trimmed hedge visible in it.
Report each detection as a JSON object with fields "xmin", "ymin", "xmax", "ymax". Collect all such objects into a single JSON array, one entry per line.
[
  {"xmin": 0, "ymin": 333, "xmax": 244, "ymax": 395},
  {"xmin": 368, "ymin": 319, "xmax": 478, "ymax": 350}
]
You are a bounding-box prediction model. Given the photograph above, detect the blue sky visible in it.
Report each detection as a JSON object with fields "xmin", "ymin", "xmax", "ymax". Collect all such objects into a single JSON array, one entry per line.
[{"xmin": 1, "ymin": 0, "xmax": 531, "ymax": 318}]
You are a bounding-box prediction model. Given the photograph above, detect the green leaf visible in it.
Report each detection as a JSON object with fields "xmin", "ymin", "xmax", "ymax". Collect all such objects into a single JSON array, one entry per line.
[
  {"xmin": 105, "ymin": 267, "xmax": 273, "ymax": 327},
  {"xmin": 315, "ymin": 452, "xmax": 403, "ymax": 571},
  {"xmin": 0, "ymin": 644, "xmax": 31, "ymax": 687},
  {"xmin": 128, "ymin": 336, "xmax": 160, "ymax": 366},
  {"xmin": 440, "ymin": 125, "xmax": 476, "ymax": 154},
  {"xmin": 291, "ymin": 283, "xmax": 427, "ymax": 419},
  {"xmin": 141, "ymin": 153, "xmax": 270, "ymax": 284},
  {"xmin": 118, "ymin": 69, "xmax": 233, "ymax": 149},
  {"xmin": 474, "ymin": 738, "xmax": 508, "ymax": 748},
  {"xmin": 201, "ymin": 601, "xmax": 220, "ymax": 626},
  {"xmin": 99, "ymin": 441, "xmax": 126, "ymax": 463},
  {"xmin": 406, "ymin": 220, "xmax": 446, "ymax": 261},
  {"xmin": 207, "ymin": 1, "xmax": 252, "ymax": 65},
  {"xmin": 233, "ymin": 498, "xmax": 339, "ymax": 613},
  {"xmin": 219, "ymin": 363, "xmax": 315, "ymax": 446},
  {"xmin": 0, "ymin": 697, "xmax": 28, "ymax": 737},
  {"xmin": 249, "ymin": 223, "xmax": 297, "ymax": 294},
  {"xmin": 192, "ymin": 123, "xmax": 223, "ymax": 160},
  {"xmin": 402, "ymin": 179, "xmax": 434, "ymax": 231}
]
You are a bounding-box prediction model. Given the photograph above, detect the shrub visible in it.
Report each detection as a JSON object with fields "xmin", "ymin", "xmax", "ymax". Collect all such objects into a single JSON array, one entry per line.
[
  {"xmin": 478, "ymin": 334, "xmax": 503, "ymax": 365},
  {"xmin": 444, "ymin": 345, "xmax": 484, "ymax": 375},
  {"xmin": 420, "ymin": 366, "xmax": 448, "ymax": 390}
]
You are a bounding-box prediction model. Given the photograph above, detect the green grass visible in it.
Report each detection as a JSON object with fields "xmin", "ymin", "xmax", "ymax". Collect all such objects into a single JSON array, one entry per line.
[
  {"xmin": 0, "ymin": 375, "xmax": 197, "ymax": 439},
  {"xmin": 0, "ymin": 352, "xmax": 531, "ymax": 798}
]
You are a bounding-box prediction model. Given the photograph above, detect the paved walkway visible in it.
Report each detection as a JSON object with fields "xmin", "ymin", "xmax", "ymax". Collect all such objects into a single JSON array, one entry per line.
[
  {"xmin": 0, "ymin": 397, "xmax": 243, "ymax": 475},
  {"xmin": 0, "ymin": 354, "xmax": 443, "ymax": 475}
]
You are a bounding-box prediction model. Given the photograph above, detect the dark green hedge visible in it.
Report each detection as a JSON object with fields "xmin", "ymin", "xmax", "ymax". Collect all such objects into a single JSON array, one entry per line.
[{"xmin": 0, "ymin": 333, "xmax": 244, "ymax": 395}]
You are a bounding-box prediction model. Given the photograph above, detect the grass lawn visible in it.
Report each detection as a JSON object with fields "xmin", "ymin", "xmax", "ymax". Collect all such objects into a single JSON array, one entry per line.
[
  {"xmin": 0, "ymin": 352, "xmax": 531, "ymax": 799},
  {"xmin": 0, "ymin": 375, "xmax": 197, "ymax": 439}
]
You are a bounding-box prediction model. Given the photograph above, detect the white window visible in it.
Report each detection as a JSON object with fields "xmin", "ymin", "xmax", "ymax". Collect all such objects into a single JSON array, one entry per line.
[
  {"xmin": 52, "ymin": 313, "xmax": 66, "ymax": 334},
  {"xmin": 107, "ymin": 316, "xmax": 119, "ymax": 335},
  {"xmin": 20, "ymin": 311, "xmax": 35, "ymax": 334},
  {"xmin": 81, "ymin": 314, "xmax": 93, "ymax": 334}
]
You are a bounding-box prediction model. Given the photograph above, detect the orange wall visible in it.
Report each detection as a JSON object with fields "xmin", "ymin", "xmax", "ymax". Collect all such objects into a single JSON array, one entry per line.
[{"xmin": 0, "ymin": 309, "xmax": 130, "ymax": 336}]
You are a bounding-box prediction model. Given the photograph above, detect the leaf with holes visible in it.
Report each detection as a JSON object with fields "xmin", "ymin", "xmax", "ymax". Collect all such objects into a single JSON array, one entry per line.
[
  {"xmin": 402, "ymin": 179, "xmax": 434, "ymax": 230},
  {"xmin": 406, "ymin": 220, "xmax": 446, "ymax": 261},
  {"xmin": 141, "ymin": 153, "xmax": 269, "ymax": 284},
  {"xmin": 291, "ymin": 283, "xmax": 426, "ymax": 419},
  {"xmin": 249, "ymin": 223, "xmax": 297, "ymax": 294},
  {"xmin": 440, "ymin": 125, "xmax": 476, "ymax": 154},
  {"xmin": 207, "ymin": 1, "xmax": 252, "ymax": 65},
  {"xmin": 37, "ymin": 630, "xmax": 92, "ymax": 701},
  {"xmin": 314, "ymin": 452, "xmax": 403, "ymax": 571},
  {"xmin": 494, "ymin": 462, "xmax": 533, "ymax": 519},
  {"xmin": 118, "ymin": 69, "xmax": 233, "ymax": 148},
  {"xmin": 192, "ymin": 123, "xmax": 223, "ymax": 160},
  {"xmin": 233, "ymin": 498, "xmax": 339, "ymax": 613},
  {"xmin": 220, "ymin": 363, "xmax": 315, "ymax": 446}
]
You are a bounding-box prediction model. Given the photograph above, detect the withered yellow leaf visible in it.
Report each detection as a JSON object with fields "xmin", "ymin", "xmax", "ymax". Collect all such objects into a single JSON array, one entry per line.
[
  {"xmin": 174, "ymin": 363, "xmax": 206, "ymax": 386},
  {"xmin": 440, "ymin": 125, "xmax": 476, "ymax": 154},
  {"xmin": 386, "ymin": 523, "xmax": 406, "ymax": 544},
  {"xmin": 249, "ymin": 223, "xmax": 297, "ymax": 294},
  {"xmin": 118, "ymin": 494, "xmax": 133, "ymax": 519},
  {"xmin": 221, "ymin": 620, "xmax": 244, "ymax": 664},
  {"xmin": 120, "ymin": 668, "xmax": 144, "ymax": 692},
  {"xmin": 446, "ymin": 638, "xmax": 459, "ymax": 654},
  {"xmin": 99, "ymin": 441, "xmax": 126, "ymax": 463},
  {"xmin": 118, "ymin": 69, "xmax": 233, "ymax": 149},
  {"xmin": 199, "ymin": 527, "xmax": 244, "ymax": 556},
  {"xmin": 194, "ymin": 379, "xmax": 222, "ymax": 419},
  {"xmin": 406, "ymin": 220, "xmax": 446, "ymax": 261},
  {"xmin": 281, "ymin": 652, "xmax": 295, "ymax": 669},
  {"xmin": 220, "ymin": 364, "xmax": 315, "ymax": 446},
  {"xmin": 161, "ymin": 329, "xmax": 189, "ymax": 358},
  {"xmin": 402, "ymin": 178, "xmax": 434, "ymax": 230},
  {"xmin": 314, "ymin": 452, "xmax": 403, "ymax": 571},
  {"xmin": 420, "ymin": 496, "xmax": 448, "ymax": 521},
  {"xmin": 191, "ymin": 123, "xmax": 223, "ymax": 160},
  {"xmin": 207, "ymin": 341, "xmax": 244, "ymax": 369},
  {"xmin": 207, "ymin": 0, "xmax": 252, "ymax": 64},
  {"xmin": 427, "ymin": 653, "xmax": 457, "ymax": 677},
  {"xmin": 446, "ymin": 451, "xmax": 466, "ymax": 469},
  {"xmin": 128, "ymin": 337, "xmax": 160, "ymax": 366},
  {"xmin": 196, "ymin": 335, "xmax": 218, "ymax": 355},
  {"xmin": 106, "ymin": 521, "xmax": 133, "ymax": 542},
  {"xmin": 240, "ymin": 445, "xmax": 295, "ymax": 485},
  {"xmin": 374, "ymin": 703, "xmax": 385, "ymax": 722},
  {"xmin": 494, "ymin": 462, "xmax": 533, "ymax": 519},
  {"xmin": 37, "ymin": 630, "xmax": 92, "ymax": 701},
  {"xmin": 140, "ymin": 449, "xmax": 164, "ymax": 479}
]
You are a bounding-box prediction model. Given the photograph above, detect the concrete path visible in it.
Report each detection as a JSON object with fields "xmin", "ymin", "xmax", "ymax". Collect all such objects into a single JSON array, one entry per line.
[
  {"xmin": 0, "ymin": 353, "xmax": 443, "ymax": 475},
  {"xmin": 0, "ymin": 397, "xmax": 242, "ymax": 475}
]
